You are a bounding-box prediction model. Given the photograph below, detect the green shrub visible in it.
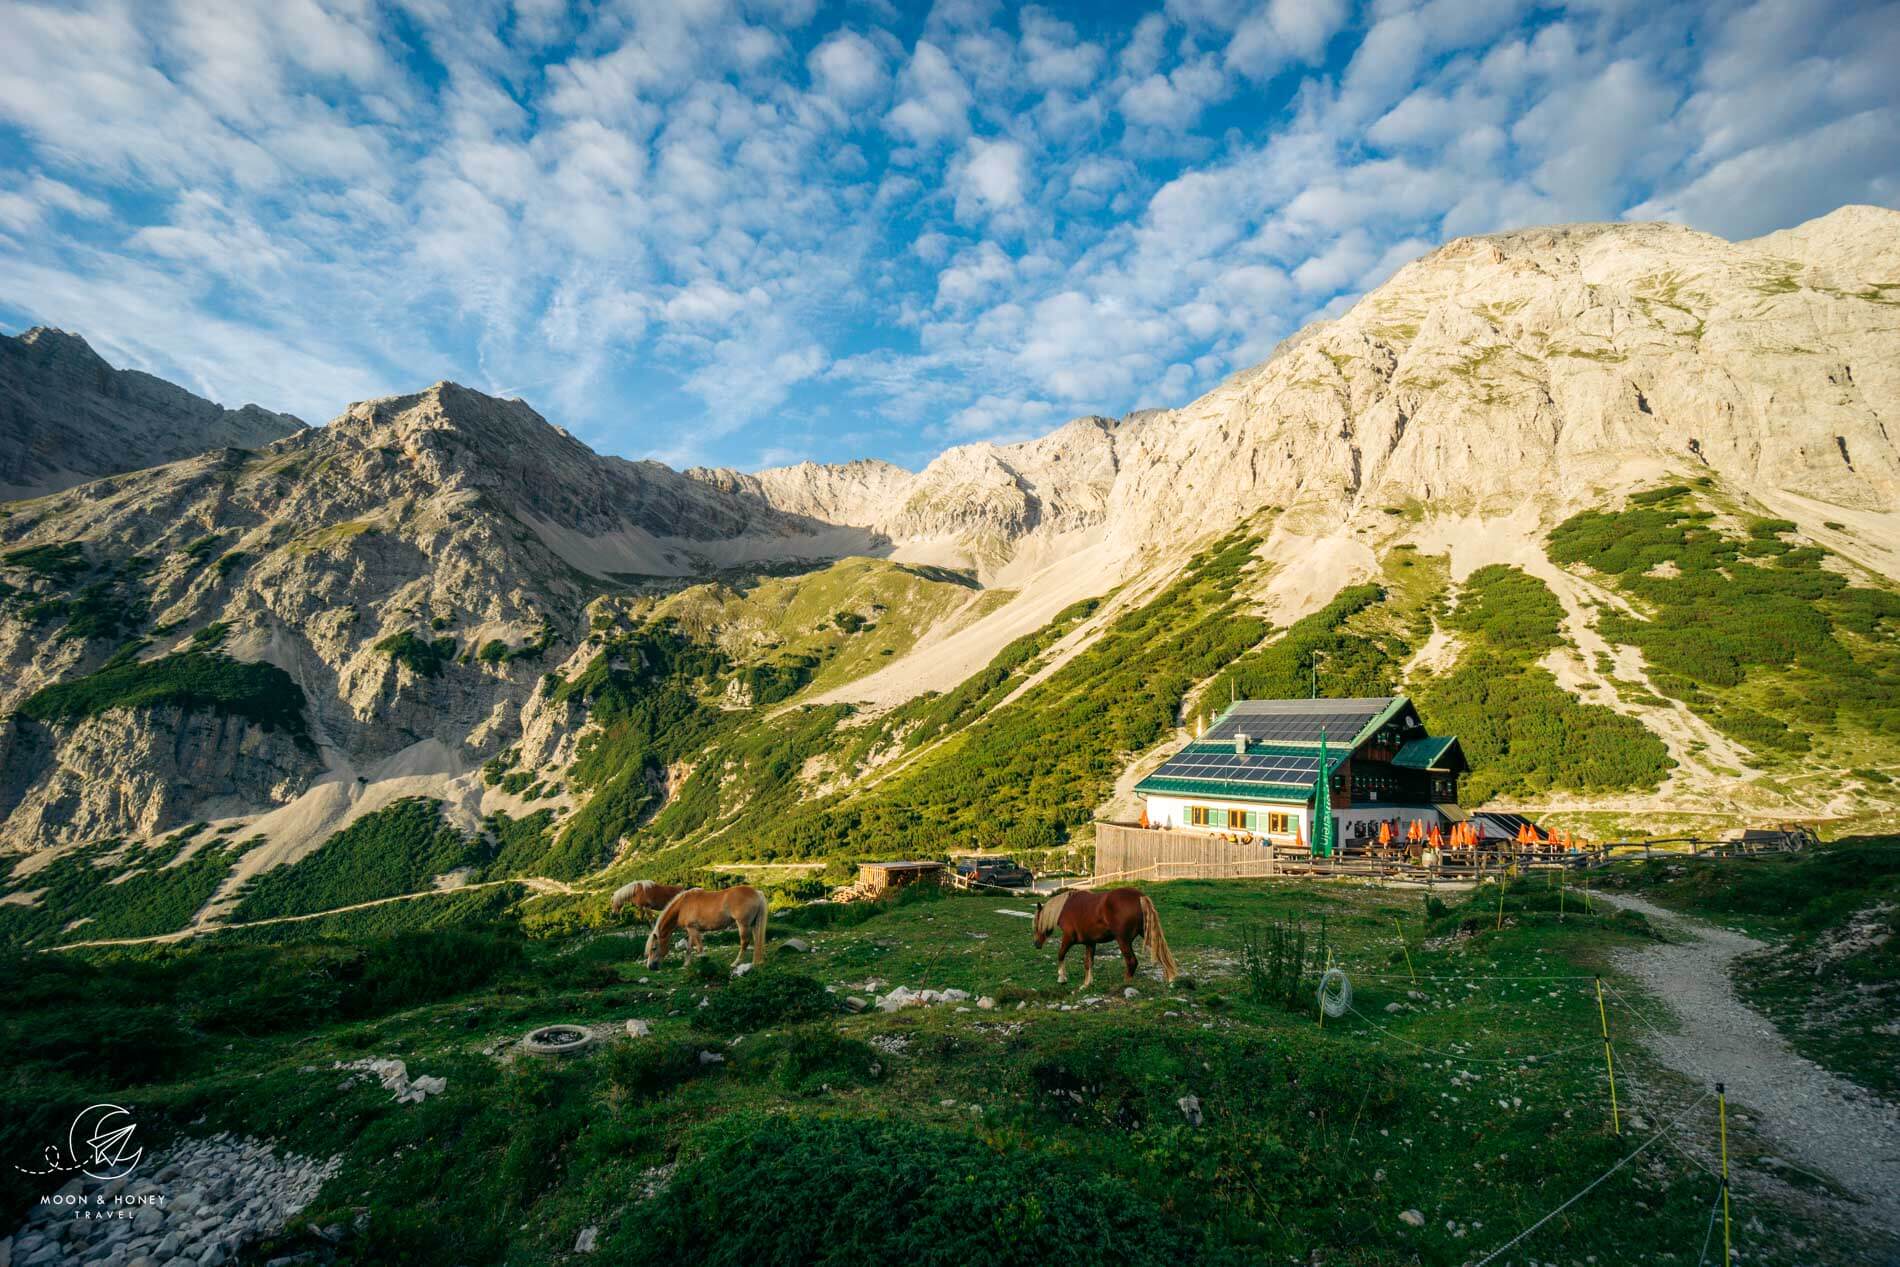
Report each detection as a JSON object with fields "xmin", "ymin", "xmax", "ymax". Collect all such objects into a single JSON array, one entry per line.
[
  {"xmin": 743, "ymin": 1025, "xmax": 881, "ymax": 1093},
  {"xmin": 603, "ymin": 1037, "xmax": 715, "ymax": 1101},
  {"xmin": 18, "ymin": 650, "xmax": 309, "ymax": 740},
  {"xmin": 374, "ymin": 630, "xmax": 457, "ymax": 678},
  {"xmin": 1548, "ymin": 491, "xmax": 1900, "ymax": 757},
  {"xmin": 694, "ymin": 969, "xmax": 833, "ymax": 1033},
  {"xmin": 2, "ymin": 541, "xmax": 87, "ymax": 580},
  {"xmin": 231, "ymin": 798, "xmax": 480, "ymax": 920},
  {"xmin": 1239, "ymin": 918, "xmax": 1328, "ymax": 1011}
]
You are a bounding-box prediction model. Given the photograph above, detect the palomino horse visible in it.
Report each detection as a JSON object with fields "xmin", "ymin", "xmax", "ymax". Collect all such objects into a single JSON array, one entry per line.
[
  {"xmin": 645, "ymin": 886, "xmax": 770, "ymax": 970},
  {"xmin": 609, "ymin": 880, "xmax": 686, "ymax": 922},
  {"xmin": 1033, "ymin": 888, "xmax": 1178, "ymax": 987}
]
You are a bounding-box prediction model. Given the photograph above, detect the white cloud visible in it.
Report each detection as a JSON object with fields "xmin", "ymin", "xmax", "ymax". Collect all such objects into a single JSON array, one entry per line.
[
  {"xmin": 0, "ymin": 174, "xmax": 108, "ymax": 233},
  {"xmin": 884, "ymin": 40, "xmax": 971, "ymax": 145},
  {"xmin": 808, "ymin": 29, "xmax": 888, "ymax": 107},
  {"xmin": 1118, "ymin": 57, "xmax": 1228, "ymax": 130},
  {"xmin": 1020, "ymin": 7, "xmax": 1104, "ymax": 91},
  {"xmin": 2, "ymin": 0, "xmax": 1895, "ymax": 472},
  {"xmin": 956, "ymin": 137, "xmax": 1029, "ymax": 219}
]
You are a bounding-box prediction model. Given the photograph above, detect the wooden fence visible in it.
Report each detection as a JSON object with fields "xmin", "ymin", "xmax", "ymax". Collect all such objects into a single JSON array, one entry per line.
[{"xmin": 1087, "ymin": 822, "xmax": 1812, "ymax": 888}]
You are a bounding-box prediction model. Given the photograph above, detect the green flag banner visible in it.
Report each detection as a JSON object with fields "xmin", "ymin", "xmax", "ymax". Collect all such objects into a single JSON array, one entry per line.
[{"xmin": 1311, "ymin": 728, "xmax": 1335, "ymax": 858}]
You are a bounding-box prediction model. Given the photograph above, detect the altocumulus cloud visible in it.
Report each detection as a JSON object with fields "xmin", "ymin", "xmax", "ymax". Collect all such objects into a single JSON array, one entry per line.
[{"xmin": 0, "ymin": 0, "xmax": 1895, "ymax": 470}]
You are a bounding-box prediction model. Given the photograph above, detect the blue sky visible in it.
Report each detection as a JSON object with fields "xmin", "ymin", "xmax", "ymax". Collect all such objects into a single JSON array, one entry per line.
[{"xmin": 2, "ymin": 0, "xmax": 1897, "ymax": 472}]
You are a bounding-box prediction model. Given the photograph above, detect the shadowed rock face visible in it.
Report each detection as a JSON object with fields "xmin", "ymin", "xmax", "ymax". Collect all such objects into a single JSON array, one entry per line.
[{"xmin": 0, "ymin": 326, "xmax": 306, "ymax": 498}]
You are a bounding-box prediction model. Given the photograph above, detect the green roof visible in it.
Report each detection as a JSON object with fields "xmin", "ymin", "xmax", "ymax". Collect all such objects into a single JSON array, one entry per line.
[
  {"xmin": 1391, "ymin": 735, "xmax": 1462, "ymax": 770},
  {"xmin": 1131, "ymin": 775, "xmax": 1316, "ymax": 803}
]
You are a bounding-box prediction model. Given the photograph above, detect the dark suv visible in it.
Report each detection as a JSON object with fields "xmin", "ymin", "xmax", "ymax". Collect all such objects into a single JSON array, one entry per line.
[{"xmin": 954, "ymin": 857, "xmax": 1033, "ymax": 888}]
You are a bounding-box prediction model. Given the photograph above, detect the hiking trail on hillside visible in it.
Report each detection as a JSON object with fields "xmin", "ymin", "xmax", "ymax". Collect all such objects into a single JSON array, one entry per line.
[{"xmin": 1597, "ymin": 891, "xmax": 1900, "ymax": 1235}]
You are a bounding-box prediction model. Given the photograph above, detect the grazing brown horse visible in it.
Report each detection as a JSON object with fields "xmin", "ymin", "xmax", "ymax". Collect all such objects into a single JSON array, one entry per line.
[
  {"xmin": 609, "ymin": 880, "xmax": 686, "ymax": 922},
  {"xmin": 646, "ymin": 886, "xmax": 770, "ymax": 970},
  {"xmin": 1033, "ymin": 888, "xmax": 1178, "ymax": 987}
]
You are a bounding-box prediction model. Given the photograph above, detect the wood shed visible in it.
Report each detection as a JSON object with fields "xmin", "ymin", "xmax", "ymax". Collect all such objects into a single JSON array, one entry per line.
[{"xmin": 856, "ymin": 860, "xmax": 945, "ymax": 894}]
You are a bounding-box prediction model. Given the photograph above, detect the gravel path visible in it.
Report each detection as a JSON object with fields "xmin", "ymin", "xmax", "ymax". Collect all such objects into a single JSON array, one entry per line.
[{"xmin": 1598, "ymin": 891, "xmax": 1900, "ymax": 1233}]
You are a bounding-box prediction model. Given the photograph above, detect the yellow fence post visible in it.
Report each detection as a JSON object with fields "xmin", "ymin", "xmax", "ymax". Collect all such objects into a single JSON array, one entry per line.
[
  {"xmin": 1595, "ymin": 976, "xmax": 1620, "ymax": 1135},
  {"xmin": 1496, "ymin": 878, "xmax": 1506, "ymax": 930},
  {"xmin": 1718, "ymin": 1081, "xmax": 1732, "ymax": 1265},
  {"xmin": 1394, "ymin": 917, "xmax": 1416, "ymax": 982}
]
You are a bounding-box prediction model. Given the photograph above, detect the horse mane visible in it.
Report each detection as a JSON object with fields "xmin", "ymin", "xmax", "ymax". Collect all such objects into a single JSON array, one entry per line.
[
  {"xmin": 610, "ymin": 880, "xmax": 643, "ymax": 910},
  {"xmin": 1034, "ymin": 890, "xmax": 1071, "ymax": 936},
  {"xmin": 646, "ymin": 887, "xmax": 700, "ymax": 954}
]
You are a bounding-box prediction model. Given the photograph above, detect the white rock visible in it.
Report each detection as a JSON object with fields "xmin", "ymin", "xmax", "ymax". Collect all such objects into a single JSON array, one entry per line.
[
  {"xmin": 1177, "ymin": 1095, "xmax": 1203, "ymax": 1127},
  {"xmin": 624, "ymin": 1018, "xmax": 652, "ymax": 1037},
  {"xmin": 574, "ymin": 1227, "xmax": 599, "ymax": 1254},
  {"xmin": 1399, "ymin": 1209, "xmax": 1425, "ymax": 1228}
]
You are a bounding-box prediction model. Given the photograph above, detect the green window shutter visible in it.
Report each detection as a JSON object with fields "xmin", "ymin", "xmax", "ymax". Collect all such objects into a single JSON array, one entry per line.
[{"xmin": 1211, "ymin": 808, "xmax": 1227, "ymax": 828}]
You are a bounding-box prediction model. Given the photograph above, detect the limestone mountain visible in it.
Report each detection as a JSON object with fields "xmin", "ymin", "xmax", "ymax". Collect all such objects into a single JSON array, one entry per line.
[
  {"xmin": 0, "ymin": 380, "xmax": 879, "ymax": 853},
  {"xmin": 0, "ymin": 326, "xmax": 306, "ymax": 499},
  {"xmin": 3, "ymin": 204, "xmax": 1900, "ymax": 902},
  {"xmin": 1099, "ymin": 204, "xmax": 1900, "ymax": 564},
  {"xmin": 689, "ymin": 413, "xmax": 1135, "ymax": 580}
]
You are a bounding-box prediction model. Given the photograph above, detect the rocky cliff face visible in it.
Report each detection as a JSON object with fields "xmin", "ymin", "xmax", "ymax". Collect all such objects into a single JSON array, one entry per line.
[
  {"xmin": 705, "ymin": 207, "xmax": 1900, "ymax": 577},
  {"xmin": 0, "ymin": 381, "xmax": 879, "ymax": 851},
  {"xmin": 0, "ymin": 326, "xmax": 306, "ymax": 499},
  {"xmin": 690, "ymin": 414, "xmax": 1133, "ymax": 576},
  {"xmin": 1103, "ymin": 206, "xmax": 1900, "ymax": 557}
]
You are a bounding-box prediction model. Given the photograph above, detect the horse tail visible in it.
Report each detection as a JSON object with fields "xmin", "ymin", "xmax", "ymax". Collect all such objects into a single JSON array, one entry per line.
[
  {"xmin": 752, "ymin": 894, "xmax": 769, "ymax": 966},
  {"xmin": 1138, "ymin": 892, "xmax": 1178, "ymax": 982}
]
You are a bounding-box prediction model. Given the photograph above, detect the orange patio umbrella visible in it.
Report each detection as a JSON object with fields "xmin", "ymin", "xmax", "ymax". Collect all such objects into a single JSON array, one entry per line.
[
  {"xmin": 1407, "ymin": 818, "xmax": 1425, "ymax": 844},
  {"xmin": 1470, "ymin": 819, "xmax": 1486, "ymax": 846},
  {"xmin": 1428, "ymin": 823, "xmax": 1444, "ymax": 849},
  {"xmin": 1378, "ymin": 820, "xmax": 1393, "ymax": 848}
]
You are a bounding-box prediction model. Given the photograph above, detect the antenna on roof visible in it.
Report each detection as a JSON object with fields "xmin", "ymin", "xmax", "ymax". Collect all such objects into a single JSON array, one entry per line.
[{"xmin": 1230, "ymin": 678, "xmax": 1238, "ymax": 706}]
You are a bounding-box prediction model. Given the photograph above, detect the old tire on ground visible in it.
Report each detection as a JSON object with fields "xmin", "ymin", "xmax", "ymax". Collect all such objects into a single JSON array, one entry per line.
[{"xmin": 523, "ymin": 1025, "xmax": 596, "ymax": 1058}]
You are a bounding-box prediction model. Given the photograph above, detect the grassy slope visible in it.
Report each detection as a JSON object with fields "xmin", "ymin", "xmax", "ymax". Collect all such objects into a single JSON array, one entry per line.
[
  {"xmin": 2, "ymin": 879, "xmax": 1869, "ymax": 1265},
  {"xmin": 1546, "ymin": 483, "xmax": 1900, "ymax": 787},
  {"xmin": 1599, "ymin": 836, "xmax": 1900, "ymax": 1100},
  {"xmin": 0, "ymin": 825, "xmax": 254, "ymax": 950},
  {"xmin": 1409, "ymin": 561, "xmax": 1673, "ymax": 803},
  {"xmin": 646, "ymin": 556, "xmax": 985, "ymax": 696}
]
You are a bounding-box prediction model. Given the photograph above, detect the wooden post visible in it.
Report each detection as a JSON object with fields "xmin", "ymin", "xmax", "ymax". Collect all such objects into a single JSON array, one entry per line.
[
  {"xmin": 1394, "ymin": 917, "xmax": 1416, "ymax": 982},
  {"xmin": 1559, "ymin": 867, "xmax": 1566, "ymax": 921},
  {"xmin": 1496, "ymin": 878, "xmax": 1506, "ymax": 930},
  {"xmin": 1595, "ymin": 977, "xmax": 1620, "ymax": 1135},
  {"xmin": 1718, "ymin": 1082, "xmax": 1732, "ymax": 1265}
]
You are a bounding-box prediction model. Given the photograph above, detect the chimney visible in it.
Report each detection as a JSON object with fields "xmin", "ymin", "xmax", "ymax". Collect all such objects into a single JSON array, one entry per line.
[{"xmin": 1234, "ymin": 733, "xmax": 1250, "ymax": 755}]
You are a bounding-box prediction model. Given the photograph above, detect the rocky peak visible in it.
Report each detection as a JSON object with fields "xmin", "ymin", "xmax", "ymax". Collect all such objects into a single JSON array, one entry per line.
[
  {"xmin": 14, "ymin": 324, "xmax": 112, "ymax": 372},
  {"xmin": 1, "ymin": 326, "xmax": 305, "ymax": 499}
]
